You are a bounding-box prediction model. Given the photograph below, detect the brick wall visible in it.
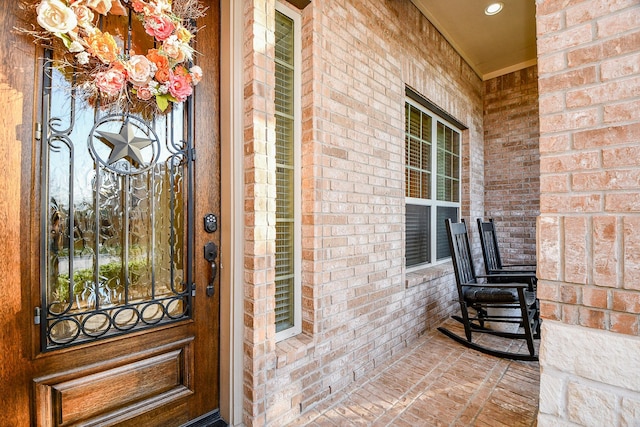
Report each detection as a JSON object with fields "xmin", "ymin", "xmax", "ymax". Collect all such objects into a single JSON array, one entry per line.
[
  {"xmin": 483, "ymin": 67, "xmax": 540, "ymax": 264},
  {"xmin": 241, "ymin": 0, "xmax": 485, "ymax": 424},
  {"xmin": 536, "ymin": 0, "xmax": 640, "ymax": 425}
]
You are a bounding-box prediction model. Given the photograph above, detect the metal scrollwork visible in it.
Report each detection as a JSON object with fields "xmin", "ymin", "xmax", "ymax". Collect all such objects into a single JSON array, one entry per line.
[{"xmin": 40, "ymin": 49, "xmax": 194, "ymax": 351}]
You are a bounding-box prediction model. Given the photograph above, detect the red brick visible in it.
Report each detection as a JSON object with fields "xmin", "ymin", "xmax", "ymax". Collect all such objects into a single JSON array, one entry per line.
[
  {"xmin": 602, "ymin": 52, "xmax": 640, "ymax": 80},
  {"xmin": 602, "ymin": 30, "xmax": 640, "ymax": 58},
  {"xmin": 573, "ymin": 170, "xmax": 640, "ymax": 191},
  {"xmin": 593, "ymin": 216, "xmax": 619, "ymax": 288},
  {"xmin": 573, "ymin": 122, "xmax": 640, "ymax": 150},
  {"xmin": 612, "ymin": 290, "xmax": 640, "ymax": 314},
  {"xmin": 623, "ymin": 217, "xmax": 640, "ymax": 290},
  {"xmin": 537, "ymin": 24, "xmax": 594, "ymax": 56},
  {"xmin": 541, "ymin": 151, "xmax": 600, "ymax": 174},
  {"xmin": 583, "ymin": 287, "xmax": 608, "ymax": 309},
  {"xmin": 597, "ymin": 6, "xmax": 640, "ymax": 37},
  {"xmin": 539, "ymin": 134, "xmax": 571, "ymax": 153},
  {"xmin": 604, "ymin": 99, "xmax": 640, "ymax": 123},
  {"xmin": 538, "ymin": 216, "xmax": 562, "ymax": 281},
  {"xmin": 538, "ymin": 66, "xmax": 597, "ymax": 93},
  {"xmin": 609, "ymin": 312, "xmax": 639, "ymax": 335},
  {"xmin": 578, "ymin": 307, "xmax": 607, "ymax": 330},
  {"xmin": 563, "ymin": 304, "xmax": 580, "ymax": 325},
  {"xmin": 605, "ymin": 193, "xmax": 640, "ymax": 212},
  {"xmin": 560, "ymin": 284, "xmax": 580, "ymax": 303},
  {"xmin": 566, "ymin": 77, "xmax": 640, "ymax": 108},
  {"xmin": 537, "ymin": 0, "xmax": 589, "ymax": 16},
  {"xmin": 603, "ymin": 145, "xmax": 640, "ymax": 168},
  {"xmin": 567, "ymin": 44, "xmax": 604, "ymax": 68},
  {"xmin": 541, "ymin": 175, "xmax": 570, "ymax": 193},
  {"xmin": 564, "ymin": 216, "xmax": 589, "ymax": 284},
  {"xmin": 538, "ymin": 282, "xmax": 559, "ymax": 301},
  {"xmin": 538, "ymin": 52, "xmax": 568, "ymax": 74},
  {"xmin": 540, "ymin": 108, "xmax": 599, "ymax": 133},
  {"xmin": 541, "ymin": 301, "xmax": 561, "ymax": 321},
  {"xmin": 540, "ymin": 194, "xmax": 602, "ymax": 213}
]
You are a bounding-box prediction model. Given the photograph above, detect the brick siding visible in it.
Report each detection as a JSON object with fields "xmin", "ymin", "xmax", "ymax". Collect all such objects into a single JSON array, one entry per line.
[
  {"xmin": 536, "ymin": 1, "xmax": 640, "ymax": 425},
  {"xmin": 536, "ymin": 0, "xmax": 640, "ymax": 335},
  {"xmin": 483, "ymin": 67, "xmax": 540, "ymax": 265},
  {"xmin": 242, "ymin": 0, "xmax": 485, "ymax": 424}
]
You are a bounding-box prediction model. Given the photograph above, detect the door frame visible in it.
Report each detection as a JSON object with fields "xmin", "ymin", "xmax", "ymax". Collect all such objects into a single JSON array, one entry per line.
[{"xmin": 219, "ymin": 0, "xmax": 244, "ymax": 424}]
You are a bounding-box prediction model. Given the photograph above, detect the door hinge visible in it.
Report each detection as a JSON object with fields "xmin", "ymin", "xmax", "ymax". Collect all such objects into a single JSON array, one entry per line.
[
  {"xmin": 191, "ymin": 283, "xmax": 196, "ymax": 297},
  {"xmin": 34, "ymin": 307, "xmax": 41, "ymax": 325},
  {"xmin": 35, "ymin": 122, "xmax": 42, "ymax": 141},
  {"xmin": 188, "ymin": 147, "xmax": 196, "ymax": 161}
]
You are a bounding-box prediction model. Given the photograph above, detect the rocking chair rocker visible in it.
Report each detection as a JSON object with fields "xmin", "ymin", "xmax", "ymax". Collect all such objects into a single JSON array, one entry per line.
[{"xmin": 438, "ymin": 219, "xmax": 541, "ymax": 361}]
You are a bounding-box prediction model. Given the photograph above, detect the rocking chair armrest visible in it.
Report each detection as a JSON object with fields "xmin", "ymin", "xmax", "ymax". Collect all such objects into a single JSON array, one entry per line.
[{"xmin": 463, "ymin": 281, "xmax": 530, "ymax": 289}]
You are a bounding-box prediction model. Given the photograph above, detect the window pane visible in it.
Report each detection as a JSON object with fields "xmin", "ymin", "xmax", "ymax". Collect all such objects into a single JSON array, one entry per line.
[
  {"xmin": 436, "ymin": 207, "xmax": 459, "ymax": 260},
  {"xmin": 406, "ymin": 204, "xmax": 430, "ymax": 267},
  {"xmin": 405, "ymin": 104, "xmax": 431, "ymax": 199},
  {"xmin": 275, "ymin": 11, "xmax": 295, "ymax": 332},
  {"xmin": 436, "ymin": 122, "xmax": 460, "ymax": 202}
]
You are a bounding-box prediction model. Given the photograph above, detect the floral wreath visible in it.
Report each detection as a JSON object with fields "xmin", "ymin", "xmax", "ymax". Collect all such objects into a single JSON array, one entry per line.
[{"xmin": 24, "ymin": 0, "xmax": 206, "ymax": 113}]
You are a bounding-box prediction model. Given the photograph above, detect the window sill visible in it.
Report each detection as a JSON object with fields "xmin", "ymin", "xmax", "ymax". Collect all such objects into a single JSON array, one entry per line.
[
  {"xmin": 406, "ymin": 261, "xmax": 454, "ymax": 288},
  {"xmin": 275, "ymin": 333, "xmax": 314, "ymax": 369}
]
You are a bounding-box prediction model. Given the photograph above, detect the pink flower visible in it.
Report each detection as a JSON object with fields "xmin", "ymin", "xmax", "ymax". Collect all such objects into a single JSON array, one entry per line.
[
  {"xmin": 126, "ymin": 55, "xmax": 154, "ymax": 87},
  {"xmin": 70, "ymin": 4, "xmax": 95, "ymax": 29},
  {"xmin": 94, "ymin": 65, "xmax": 126, "ymax": 97},
  {"xmin": 143, "ymin": 14, "xmax": 176, "ymax": 42},
  {"xmin": 168, "ymin": 71, "xmax": 193, "ymax": 102},
  {"xmin": 135, "ymin": 86, "xmax": 153, "ymax": 101}
]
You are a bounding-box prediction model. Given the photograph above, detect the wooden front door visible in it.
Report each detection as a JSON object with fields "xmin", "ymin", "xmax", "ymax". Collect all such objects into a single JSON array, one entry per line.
[{"xmin": 0, "ymin": 2, "xmax": 222, "ymax": 425}]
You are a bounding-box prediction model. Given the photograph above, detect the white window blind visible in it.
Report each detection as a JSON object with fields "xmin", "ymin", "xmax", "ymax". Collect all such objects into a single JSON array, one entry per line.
[
  {"xmin": 275, "ymin": 5, "xmax": 301, "ymax": 339},
  {"xmin": 405, "ymin": 96, "xmax": 462, "ymax": 268}
]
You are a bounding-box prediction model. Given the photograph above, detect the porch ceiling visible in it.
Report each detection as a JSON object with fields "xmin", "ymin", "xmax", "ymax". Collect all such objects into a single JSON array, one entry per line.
[{"xmin": 410, "ymin": 0, "xmax": 537, "ymax": 80}]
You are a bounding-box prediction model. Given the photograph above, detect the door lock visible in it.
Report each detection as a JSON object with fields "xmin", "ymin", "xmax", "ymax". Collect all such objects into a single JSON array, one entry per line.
[
  {"xmin": 203, "ymin": 242, "xmax": 218, "ymax": 297},
  {"xmin": 204, "ymin": 213, "xmax": 218, "ymax": 233}
]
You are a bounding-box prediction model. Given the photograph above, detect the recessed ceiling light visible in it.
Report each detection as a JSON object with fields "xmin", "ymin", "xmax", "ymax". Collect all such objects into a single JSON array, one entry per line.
[{"xmin": 485, "ymin": 2, "xmax": 504, "ymax": 15}]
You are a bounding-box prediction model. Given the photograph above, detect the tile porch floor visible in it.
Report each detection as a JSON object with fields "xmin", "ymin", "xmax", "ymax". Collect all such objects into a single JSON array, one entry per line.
[{"xmin": 287, "ymin": 318, "xmax": 540, "ymax": 427}]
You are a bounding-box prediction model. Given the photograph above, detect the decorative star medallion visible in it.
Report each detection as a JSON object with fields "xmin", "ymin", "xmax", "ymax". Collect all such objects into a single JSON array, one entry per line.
[{"xmin": 96, "ymin": 121, "xmax": 154, "ymax": 167}]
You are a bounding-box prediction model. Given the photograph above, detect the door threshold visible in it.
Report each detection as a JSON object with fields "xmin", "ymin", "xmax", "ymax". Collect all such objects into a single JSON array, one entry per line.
[{"xmin": 182, "ymin": 410, "xmax": 227, "ymax": 427}]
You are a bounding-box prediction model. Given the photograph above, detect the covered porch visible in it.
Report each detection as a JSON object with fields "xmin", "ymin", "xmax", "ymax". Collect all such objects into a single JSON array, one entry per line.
[{"xmin": 289, "ymin": 318, "xmax": 540, "ymax": 426}]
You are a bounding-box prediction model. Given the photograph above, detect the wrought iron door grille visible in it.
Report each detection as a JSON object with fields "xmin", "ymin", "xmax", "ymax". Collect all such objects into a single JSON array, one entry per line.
[{"xmin": 39, "ymin": 48, "xmax": 195, "ymax": 351}]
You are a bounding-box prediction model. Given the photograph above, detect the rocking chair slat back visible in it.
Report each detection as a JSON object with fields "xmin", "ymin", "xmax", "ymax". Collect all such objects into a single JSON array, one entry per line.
[{"xmin": 438, "ymin": 218, "xmax": 541, "ymax": 361}]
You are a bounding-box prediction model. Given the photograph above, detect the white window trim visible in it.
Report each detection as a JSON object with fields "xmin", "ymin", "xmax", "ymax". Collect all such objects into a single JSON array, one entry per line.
[
  {"xmin": 275, "ymin": 1, "xmax": 302, "ymax": 342},
  {"xmin": 405, "ymin": 97, "xmax": 462, "ymax": 272}
]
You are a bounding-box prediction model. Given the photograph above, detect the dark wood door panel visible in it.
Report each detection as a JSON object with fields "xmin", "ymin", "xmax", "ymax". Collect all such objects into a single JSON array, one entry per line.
[
  {"xmin": 0, "ymin": 1, "xmax": 222, "ymax": 425},
  {"xmin": 34, "ymin": 338, "xmax": 194, "ymax": 426}
]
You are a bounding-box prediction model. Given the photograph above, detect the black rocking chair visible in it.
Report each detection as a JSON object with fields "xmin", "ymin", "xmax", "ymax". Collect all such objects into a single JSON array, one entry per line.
[
  {"xmin": 438, "ymin": 219, "xmax": 540, "ymax": 361},
  {"xmin": 476, "ymin": 218, "xmax": 537, "ymax": 275}
]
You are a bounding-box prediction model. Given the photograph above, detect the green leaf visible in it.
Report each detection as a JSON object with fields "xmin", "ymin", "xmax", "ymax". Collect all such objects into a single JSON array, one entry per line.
[
  {"xmin": 57, "ymin": 33, "xmax": 73, "ymax": 49},
  {"xmin": 156, "ymin": 94, "xmax": 169, "ymax": 111}
]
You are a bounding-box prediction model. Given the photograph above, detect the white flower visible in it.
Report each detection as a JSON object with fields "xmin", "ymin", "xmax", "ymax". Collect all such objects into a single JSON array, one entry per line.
[
  {"xmin": 37, "ymin": 0, "xmax": 78, "ymax": 34},
  {"xmin": 190, "ymin": 65, "xmax": 203, "ymax": 85},
  {"xmin": 162, "ymin": 35, "xmax": 193, "ymax": 64},
  {"xmin": 69, "ymin": 41, "xmax": 84, "ymax": 53},
  {"xmin": 76, "ymin": 51, "xmax": 90, "ymax": 65}
]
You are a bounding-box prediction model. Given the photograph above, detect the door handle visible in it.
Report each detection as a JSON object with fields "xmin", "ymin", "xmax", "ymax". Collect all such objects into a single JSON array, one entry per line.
[{"xmin": 203, "ymin": 242, "xmax": 218, "ymax": 297}]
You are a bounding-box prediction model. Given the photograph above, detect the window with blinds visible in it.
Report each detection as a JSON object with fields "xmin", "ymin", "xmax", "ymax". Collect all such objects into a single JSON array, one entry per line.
[
  {"xmin": 275, "ymin": 6, "xmax": 300, "ymax": 338},
  {"xmin": 405, "ymin": 97, "xmax": 461, "ymax": 268}
]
